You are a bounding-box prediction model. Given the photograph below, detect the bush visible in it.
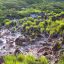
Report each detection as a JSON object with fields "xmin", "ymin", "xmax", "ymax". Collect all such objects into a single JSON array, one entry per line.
[
  {"xmin": 46, "ymin": 19, "xmax": 64, "ymax": 36},
  {"xmin": 4, "ymin": 55, "xmax": 16, "ymax": 64},
  {"xmin": 4, "ymin": 19, "xmax": 11, "ymax": 28},
  {"xmin": 3, "ymin": 54, "xmax": 49, "ymax": 64},
  {"xmin": 58, "ymin": 54, "xmax": 64, "ymax": 64},
  {"xmin": 18, "ymin": 8, "xmax": 41, "ymax": 17},
  {"xmin": 17, "ymin": 54, "xmax": 25, "ymax": 62},
  {"xmin": 22, "ymin": 20, "xmax": 41, "ymax": 38},
  {"xmin": 25, "ymin": 55, "xmax": 36, "ymax": 64},
  {"xmin": 38, "ymin": 56, "xmax": 49, "ymax": 64}
]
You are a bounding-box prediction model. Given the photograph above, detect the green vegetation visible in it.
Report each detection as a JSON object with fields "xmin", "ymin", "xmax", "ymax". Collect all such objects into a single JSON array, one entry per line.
[
  {"xmin": 39, "ymin": 56, "xmax": 49, "ymax": 64},
  {"xmin": 46, "ymin": 19, "xmax": 64, "ymax": 35},
  {"xmin": 0, "ymin": 0, "xmax": 64, "ymax": 19},
  {"xmin": 4, "ymin": 19, "xmax": 11, "ymax": 25},
  {"xmin": 0, "ymin": 0, "xmax": 64, "ymax": 64},
  {"xmin": 22, "ymin": 20, "xmax": 40, "ymax": 38},
  {"xmin": 3, "ymin": 54, "xmax": 48, "ymax": 64},
  {"xmin": 18, "ymin": 8, "xmax": 41, "ymax": 17},
  {"xmin": 19, "ymin": 15, "xmax": 64, "ymax": 38},
  {"xmin": 58, "ymin": 54, "xmax": 64, "ymax": 64}
]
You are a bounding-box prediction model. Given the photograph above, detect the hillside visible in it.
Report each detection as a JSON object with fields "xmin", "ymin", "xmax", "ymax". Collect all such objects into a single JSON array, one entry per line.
[
  {"xmin": 0, "ymin": 0, "xmax": 64, "ymax": 64},
  {"xmin": 0, "ymin": 0, "xmax": 64, "ymax": 9},
  {"xmin": 0, "ymin": 0, "xmax": 64, "ymax": 19}
]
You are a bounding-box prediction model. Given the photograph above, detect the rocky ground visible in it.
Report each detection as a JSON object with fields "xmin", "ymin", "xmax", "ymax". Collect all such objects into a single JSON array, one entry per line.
[{"xmin": 0, "ymin": 28, "xmax": 64, "ymax": 64}]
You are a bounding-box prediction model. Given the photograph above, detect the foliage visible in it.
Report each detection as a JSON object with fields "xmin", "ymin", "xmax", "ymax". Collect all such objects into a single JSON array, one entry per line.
[
  {"xmin": 58, "ymin": 54, "xmax": 64, "ymax": 64},
  {"xmin": 46, "ymin": 19, "xmax": 64, "ymax": 36},
  {"xmin": 3, "ymin": 54, "xmax": 49, "ymax": 64},
  {"xmin": 39, "ymin": 56, "xmax": 49, "ymax": 64},
  {"xmin": 3, "ymin": 19, "xmax": 12, "ymax": 28},
  {"xmin": 21, "ymin": 17, "xmax": 45, "ymax": 38},
  {"xmin": 25, "ymin": 55, "xmax": 36, "ymax": 64},
  {"xmin": 18, "ymin": 8, "xmax": 41, "ymax": 17}
]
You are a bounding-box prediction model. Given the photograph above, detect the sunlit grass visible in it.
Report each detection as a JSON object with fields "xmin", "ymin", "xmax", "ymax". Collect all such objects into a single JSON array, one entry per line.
[{"xmin": 3, "ymin": 54, "xmax": 49, "ymax": 64}]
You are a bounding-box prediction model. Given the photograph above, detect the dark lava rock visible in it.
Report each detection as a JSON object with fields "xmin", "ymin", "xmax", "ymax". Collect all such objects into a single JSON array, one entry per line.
[
  {"xmin": 37, "ymin": 46, "xmax": 52, "ymax": 57},
  {"xmin": 43, "ymin": 50, "xmax": 52, "ymax": 56},
  {"xmin": 52, "ymin": 43, "xmax": 61, "ymax": 51},
  {"xmin": 14, "ymin": 48, "xmax": 21, "ymax": 55},
  {"xmin": 43, "ymin": 43, "xmax": 51, "ymax": 46},
  {"xmin": 38, "ymin": 46, "xmax": 51, "ymax": 53},
  {"xmin": 15, "ymin": 36, "xmax": 28, "ymax": 46},
  {"xmin": 62, "ymin": 45, "xmax": 64, "ymax": 49},
  {"xmin": 2, "ymin": 46, "xmax": 5, "ymax": 49},
  {"xmin": 62, "ymin": 39, "xmax": 64, "ymax": 44},
  {"xmin": 43, "ymin": 52, "xmax": 48, "ymax": 56},
  {"xmin": 48, "ymin": 38, "xmax": 52, "ymax": 42},
  {"xmin": 0, "ymin": 57, "xmax": 4, "ymax": 64},
  {"xmin": 37, "ymin": 34, "xmax": 43, "ymax": 38},
  {"xmin": 0, "ymin": 40, "xmax": 3, "ymax": 45},
  {"xmin": 0, "ymin": 40, "xmax": 3, "ymax": 44}
]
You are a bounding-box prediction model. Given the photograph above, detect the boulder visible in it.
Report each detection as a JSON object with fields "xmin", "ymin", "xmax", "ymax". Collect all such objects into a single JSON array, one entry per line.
[
  {"xmin": 0, "ymin": 57, "xmax": 4, "ymax": 64},
  {"xmin": 0, "ymin": 40, "xmax": 3, "ymax": 44},
  {"xmin": 0, "ymin": 40, "xmax": 3, "ymax": 45},
  {"xmin": 37, "ymin": 46, "xmax": 52, "ymax": 57},
  {"xmin": 52, "ymin": 42, "xmax": 61, "ymax": 51},
  {"xmin": 15, "ymin": 36, "xmax": 28, "ymax": 46},
  {"xmin": 48, "ymin": 38, "xmax": 52, "ymax": 42},
  {"xmin": 14, "ymin": 48, "xmax": 21, "ymax": 55}
]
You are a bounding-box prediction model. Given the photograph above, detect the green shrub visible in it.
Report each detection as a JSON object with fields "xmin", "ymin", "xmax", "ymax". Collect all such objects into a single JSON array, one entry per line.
[
  {"xmin": 58, "ymin": 55, "xmax": 64, "ymax": 64},
  {"xmin": 4, "ymin": 19, "xmax": 11, "ymax": 28},
  {"xmin": 46, "ymin": 19, "xmax": 64, "ymax": 36},
  {"xmin": 25, "ymin": 55, "xmax": 36, "ymax": 64},
  {"xmin": 18, "ymin": 8, "xmax": 41, "ymax": 17},
  {"xmin": 17, "ymin": 54, "xmax": 25, "ymax": 62},
  {"xmin": 38, "ymin": 56, "xmax": 49, "ymax": 64},
  {"xmin": 3, "ymin": 54, "xmax": 49, "ymax": 64},
  {"xmin": 4, "ymin": 55, "xmax": 16, "ymax": 64}
]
